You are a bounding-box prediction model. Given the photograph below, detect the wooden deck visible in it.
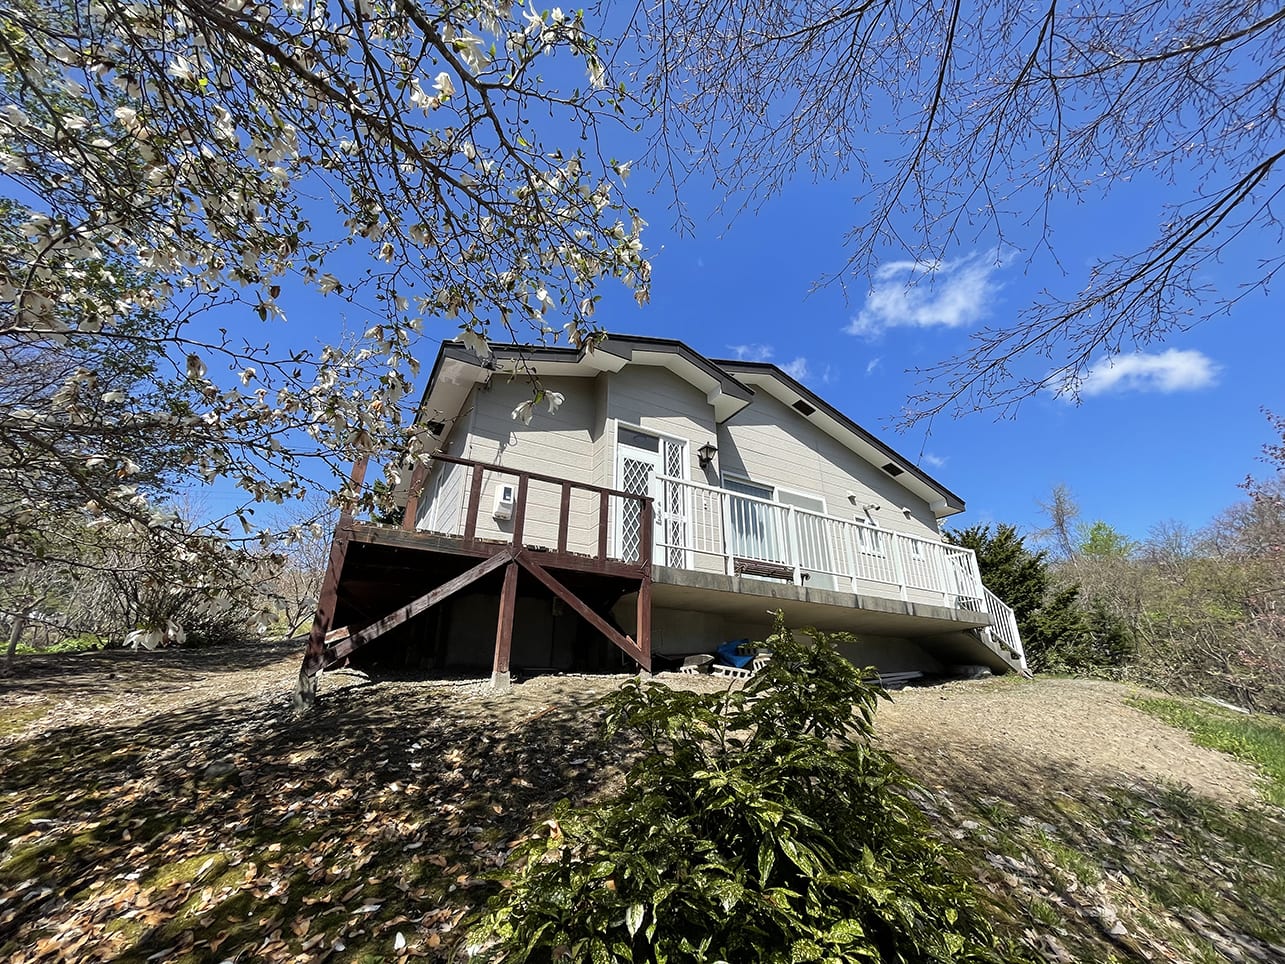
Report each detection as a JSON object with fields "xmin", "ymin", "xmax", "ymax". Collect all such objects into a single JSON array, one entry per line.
[{"xmin": 297, "ymin": 456, "xmax": 653, "ymax": 703}]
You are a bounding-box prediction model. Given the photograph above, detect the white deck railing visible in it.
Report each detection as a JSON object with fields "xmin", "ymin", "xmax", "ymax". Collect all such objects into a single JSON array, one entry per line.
[
  {"xmin": 655, "ymin": 475, "xmax": 1026, "ymax": 667},
  {"xmin": 983, "ymin": 587, "xmax": 1027, "ymax": 671}
]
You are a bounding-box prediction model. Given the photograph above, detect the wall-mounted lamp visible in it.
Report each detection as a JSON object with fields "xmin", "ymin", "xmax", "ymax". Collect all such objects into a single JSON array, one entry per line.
[{"xmin": 697, "ymin": 441, "xmax": 719, "ymax": 469}]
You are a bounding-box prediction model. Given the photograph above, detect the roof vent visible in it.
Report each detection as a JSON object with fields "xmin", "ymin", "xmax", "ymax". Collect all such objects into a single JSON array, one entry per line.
[
  {"xmin": 425, "ymin": 420, "xmax": 447, "ymax": 436},
  {"xmin": 881, "ymin": 462, "xmax": 904, "ymax": 477},
  {"xmin": 791, "ymin": 399, "xmax": 816, "ymax": 416}
]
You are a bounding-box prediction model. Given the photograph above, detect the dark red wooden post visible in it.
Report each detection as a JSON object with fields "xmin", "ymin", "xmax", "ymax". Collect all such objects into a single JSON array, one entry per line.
[
  {"xmin": 511, "ymin": 474, "xmax": 529, "ymax": 546},
  {"xmin": 340, "ymin": 457, "xmax": 369, "ymax": 521},
  {"xmin": 462, "ymin": 463, "xmax": 484, "ymax": 541},
  {"xmin": 597, "ymin": 490, "xmax": 610, "ymax": 560},
  {"xmin": 401, "ymin": 460, "xmax": 428, "ymax": 531},
  {"xmin": 297, "ymin": 457, "xmax": 368, "ymax": 707},
  {"xmin": 556, "ymin": 482, "xmax": 572, "ymax": 553},
  {"xmin": 492, "ymin": 559, "xmax": 519, "ymax": 687}
]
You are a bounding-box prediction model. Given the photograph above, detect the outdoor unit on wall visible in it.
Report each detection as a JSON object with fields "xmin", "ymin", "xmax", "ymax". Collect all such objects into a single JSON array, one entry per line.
[{"xmin": 492, "ymin": 483, "xmax": 516, "ymax": 520}]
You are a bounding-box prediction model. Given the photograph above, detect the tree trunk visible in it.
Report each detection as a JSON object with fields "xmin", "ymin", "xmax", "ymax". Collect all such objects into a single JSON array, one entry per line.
[{"xmin": 4, "ymin": 611, "xmax": 29, "ymax": 670}]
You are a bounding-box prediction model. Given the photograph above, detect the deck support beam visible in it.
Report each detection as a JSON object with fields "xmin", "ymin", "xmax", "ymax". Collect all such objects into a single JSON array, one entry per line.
[
  {"xmin": 298, "ymin": 451, "xmax": 657, "ymax": 706},
  {"xmin": 491, "ymin": 559, "xmax": 520, "ymax": 689},
  {"xmin": 296, "ymin": 458, "xmax": 367, "ymax": 709},
  {"xmin": 323, "ymin": 549, "xmax": 514, "ymax": 667},
  {"xmin": 299, "ymin": 547, "xmax": 514, "ymax": 703},
  {"xmin": 637, "ymin": 573, "xmax": 652, "ymax": 672},
  {"xmin": 637, "ymin": 501, "xmax": 653, "ymax": 672}
]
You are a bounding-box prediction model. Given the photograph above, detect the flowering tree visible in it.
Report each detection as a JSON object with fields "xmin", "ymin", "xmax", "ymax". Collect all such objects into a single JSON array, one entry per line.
[
  {"xmin": 1, "ymin": 0, "xmax": 647, "ymax": 565},
  {"xmin": 629, "ymin": 0, "xmax": 1283, "ymax": 419}
]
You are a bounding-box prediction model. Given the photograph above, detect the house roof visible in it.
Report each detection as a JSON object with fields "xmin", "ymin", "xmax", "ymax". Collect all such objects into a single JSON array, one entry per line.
[
  {"xmin": 414, "ymin": 334, "xmax": 755, "ymax": 432},
  {"xmin": 415, "ymin": 334, "xmax": 965, "ymax": 518}
]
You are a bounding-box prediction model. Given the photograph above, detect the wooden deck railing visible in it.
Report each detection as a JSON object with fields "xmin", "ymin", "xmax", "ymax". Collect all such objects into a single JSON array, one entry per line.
[
  {"xmin": 403, "ymin": 453, "xmax": 654, "ymax": 572},
  {"xmin": 301, "ymin": 454, "xmax": 657, "ymax": 695},
  {"xmin": 352, "ymin": 454, "xmax": 1024, "ymax": 673}
]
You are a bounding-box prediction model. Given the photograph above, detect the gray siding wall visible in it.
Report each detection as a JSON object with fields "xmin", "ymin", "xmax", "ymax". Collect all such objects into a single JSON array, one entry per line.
[
  {"xmin": 604, "ymin": 366, "xmax": 718, "ymax": 481},
  {"xmin": 415, "ymin": 396, "xmax": 474, "ymax": 534},
  {"xmin": 420, "ymin": 375, "xmax": 604, "ymax": 554},
  {"xmin": 717, "ymin": 392, "xmax": 941, "ymax": 540},
  {"xmin": 414, "ymin": 364, "xmax": 959, "ymax": 608},
  {"xmin": 591, "ymin": 373, "xmax": 610, "ymax": 490},
  {"xmin": 713, "ymin": 392, "xmax": 953, "ymax": 606}
]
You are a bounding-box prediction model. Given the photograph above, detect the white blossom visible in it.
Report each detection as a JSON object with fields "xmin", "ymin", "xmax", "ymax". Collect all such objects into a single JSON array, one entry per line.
[
  {"xmin": 0, "ymin": 0, "xmax": 649, "ymax": 582},
  {"xmin": 511, "ymin": 399, "xmax": 535, "ymax": 425},
  {"xmin": 166, "ymin": 55, "xmax": 197, "ymax": 82},
  {"xmin": 459, "ymin": 328, "xmax": 492, "ymax": 359}
]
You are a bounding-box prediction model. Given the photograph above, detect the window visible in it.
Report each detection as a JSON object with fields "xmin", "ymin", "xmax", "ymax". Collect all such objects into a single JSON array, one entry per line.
[
  {"xmin": 723, "ymin": 476, "xmax": 774, "ymax": 501},
  {"xmin": 617, "ymin": 425, "xmax": 659, "ymax": 452},
  {"xmin": 723, "ymin": 476, "xmax": 782, "ymax": 562},
  {"xmin": 721, "ymin": 477, "xmax": 833, "ymax": 584}
]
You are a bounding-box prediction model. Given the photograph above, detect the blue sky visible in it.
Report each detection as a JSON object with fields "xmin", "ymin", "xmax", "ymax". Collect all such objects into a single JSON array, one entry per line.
[
  {"xmin": 182, "ymin": 33, "xmax": 1283, "ymax": 548},
  {"xmin": 226, "ymin": 142, "xmax": 1283, "ymax": 545},
  {"xmin": 575, "ymin": 165, "xmax": 1284, "ymax": 545}
]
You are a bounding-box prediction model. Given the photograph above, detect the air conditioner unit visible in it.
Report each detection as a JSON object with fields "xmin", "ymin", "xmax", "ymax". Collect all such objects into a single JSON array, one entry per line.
[{"xmin": 492, "ymin": 483, "xmax": 516, "ymax": 520}]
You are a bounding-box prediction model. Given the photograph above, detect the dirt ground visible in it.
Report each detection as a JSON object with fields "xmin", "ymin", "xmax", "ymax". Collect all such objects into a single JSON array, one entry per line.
[
  {"xmin": 2, "ymin": 644, "xmax": 1260, "ymax": 806},
  {"xmin": 875, "ymin": 675, "xmax": 1261, "ymax": 806},
  {"xmin": 1, "ymin": 641, "xmax": 1279, "ymax": 964}
]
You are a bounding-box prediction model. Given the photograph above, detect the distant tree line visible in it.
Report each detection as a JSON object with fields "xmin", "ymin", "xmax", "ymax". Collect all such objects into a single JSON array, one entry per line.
[{"xmin": 950, "ymin": 420, "xmax": 1285, "ymax": 713}]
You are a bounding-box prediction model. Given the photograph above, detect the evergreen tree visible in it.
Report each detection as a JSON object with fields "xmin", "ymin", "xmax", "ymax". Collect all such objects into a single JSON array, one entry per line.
[{"xmin": 945, "ymin": 524, "xmax": 1131, "ymax": 673}]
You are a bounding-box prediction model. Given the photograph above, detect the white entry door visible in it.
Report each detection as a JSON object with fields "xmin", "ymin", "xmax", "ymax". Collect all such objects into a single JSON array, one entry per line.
[
  {"xmin": 615, "ymin": 428, "xmax": 663, "ymax": 563},
  {"xmin": 615, "ymin": 426, "xmax": 689, "ymax": 566}
]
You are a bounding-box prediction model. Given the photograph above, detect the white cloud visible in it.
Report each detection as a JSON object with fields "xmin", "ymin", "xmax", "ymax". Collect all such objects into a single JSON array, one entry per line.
[
  {"xmin": 782, "ymin": 356, "xmax": 810, "ymax": 380},
  {"xmin": 920, "ymin": 452, "xmax": 948, "ymax": 469},
  {"xmin": 847, "ymin": 251, "xmax": 1003, "ymax": 337},
  {"xmin": 781, "ymin": 357, "xmax": 835, "ymax": 385},
  {"xmin": 1075, "ymin": 349, "xmax": 1221, "ymax": 397},
  {"xmin": 865, "ymin": 357, "xmax": 881, "ymax": 375},
  {"xmin": 728, "ymin": 343, "xmax": 774, "ymax": 361}
]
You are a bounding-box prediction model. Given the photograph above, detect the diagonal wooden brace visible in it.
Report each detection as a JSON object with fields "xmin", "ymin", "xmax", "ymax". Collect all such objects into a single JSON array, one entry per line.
[
  {"xmin": 517, "ymin": 551, "xmax": 651, "ymax": 670},
  {"xmin": 316, "ymin": 548, "xmax": 515, "ymax": 671}
]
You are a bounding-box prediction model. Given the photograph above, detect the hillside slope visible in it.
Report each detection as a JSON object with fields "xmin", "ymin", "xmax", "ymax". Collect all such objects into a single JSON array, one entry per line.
[{"xmin": 1, "ymin": 645, "xmax": 1282, "ymax": 962}]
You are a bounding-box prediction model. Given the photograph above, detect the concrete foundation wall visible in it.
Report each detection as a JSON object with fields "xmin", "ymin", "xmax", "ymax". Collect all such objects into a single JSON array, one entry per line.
[{"xmin": 610, "ymin": 599, "xmax": 946, "ymax": 674}]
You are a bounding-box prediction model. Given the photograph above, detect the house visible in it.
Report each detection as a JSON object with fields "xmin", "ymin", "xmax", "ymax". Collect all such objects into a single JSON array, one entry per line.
[{"xmin": 296, "ymin": 334, "xmax": 1026, "ymax": 700}]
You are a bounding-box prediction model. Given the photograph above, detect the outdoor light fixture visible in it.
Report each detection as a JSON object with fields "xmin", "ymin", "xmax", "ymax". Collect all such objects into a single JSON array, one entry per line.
[{"xmin": 697, "ymin": 442, "xmax": 718, "ymax": 469}]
